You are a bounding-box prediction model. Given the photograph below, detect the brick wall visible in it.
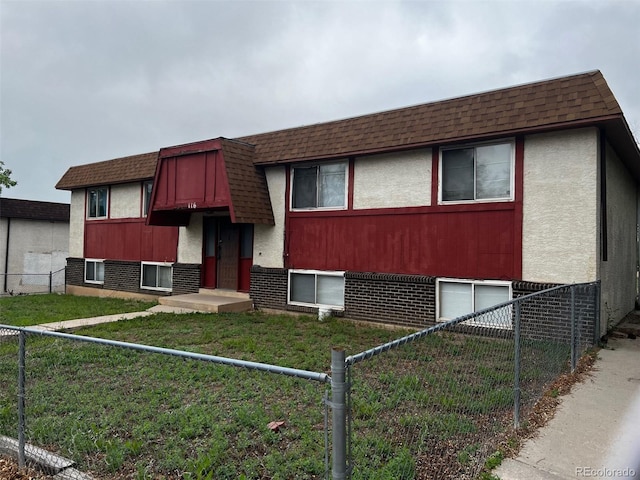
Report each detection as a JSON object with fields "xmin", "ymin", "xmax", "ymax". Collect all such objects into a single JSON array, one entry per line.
[
  {"xmin": 104, "ymin": 260, "xmax": 141, "ymax": 293},
  {"xmin": 173, "ymin": 263, "xmax": 201, "ymax": 295},
  {"xmin": 514, "ymin": 282, "xmax": 597, "ymax": 346},
  {"xmin": 345, "ymin": 272, "xmax": 436, "ymax": 328},
  {"xmin": 250, "ymin": 266, "xmax": 288, "ymax": 310},
  {"xmin": 250, "ymin": 266, "xmax": 598, "ymax": 345},
  {"xmin": 66, "ymin": 257, "xmax": 89, "ymax": 287}
]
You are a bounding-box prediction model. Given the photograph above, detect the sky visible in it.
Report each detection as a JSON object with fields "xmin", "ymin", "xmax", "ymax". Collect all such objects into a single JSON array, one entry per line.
[{"xmin": 1, "ymin": 0, "xmax": 639, "ymax": 203}]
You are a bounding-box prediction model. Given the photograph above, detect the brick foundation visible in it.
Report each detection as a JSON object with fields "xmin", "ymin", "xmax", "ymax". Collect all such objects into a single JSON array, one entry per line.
[
  {"xmin": 250, "ymin": 266, "xmax": 598, "ymax": 345},
  {"xmin": 173, "ymin": 263, "xmax": 201, "ymax": 295}
]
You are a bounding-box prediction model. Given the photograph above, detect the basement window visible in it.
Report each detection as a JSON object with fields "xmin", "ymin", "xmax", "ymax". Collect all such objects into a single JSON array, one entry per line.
[
  {"xmin": 85, "ymin": 259, "xmax": 105, "ymax": 284},
  {"xmin": 288, "ymin": 270, "xmax": 345, "ymax": 309},
  {"xmin": 141, "ymin": 262, "xmax": 173, "ymax": 292},
  {"xmin": 437, "ymin": 278, "xmax": 512, "ymax": 329}
]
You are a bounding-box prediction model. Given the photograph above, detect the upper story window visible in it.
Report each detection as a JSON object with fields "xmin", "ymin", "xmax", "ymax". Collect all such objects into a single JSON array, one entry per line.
[
  {"xmin": 87, "ymin": 187, "xmax": 108, "ymax": 218},
  {"xmin": 440, "ymin": 141, "xmax": 514, "ymax": 203},
  {"xmin": 291, "ymin": 162, "xmax": 347, "ymax": 210},
  {"xmin": 143, "ymin": 181, "xmax": 153, "ymax": 217}
]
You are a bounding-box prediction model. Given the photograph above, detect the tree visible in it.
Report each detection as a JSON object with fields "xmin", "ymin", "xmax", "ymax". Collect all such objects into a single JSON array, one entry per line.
[{"xmin": 0, "ymin": 161, "xmax": 17, "ymax": 194}]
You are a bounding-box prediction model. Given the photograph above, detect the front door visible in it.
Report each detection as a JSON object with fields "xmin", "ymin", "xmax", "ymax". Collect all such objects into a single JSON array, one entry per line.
[{"xmin": 217, "ymin": 219, "xmax": 240, "ymax": 290}]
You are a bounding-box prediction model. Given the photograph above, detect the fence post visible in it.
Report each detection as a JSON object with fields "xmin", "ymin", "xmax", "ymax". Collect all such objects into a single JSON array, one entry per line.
[
  {"xmin": 594, "ymin": 281, "xmax": 601, "ymax": 344},
  {"xmin": 18, "ymin": 330, "xmax": 26, "ymax": 468},
  {"xmin": 571, "ymin": 286, "xmax": 577, "ymax": 372},
  {"xmin": 49, "ymin": 271, "xmax": 53, "ymax": 294},
  {"xmin": 513, "ymin": 301, "xmax": 521, "ymax": 429},
  {"xmin": 331, "ymin": 348, "xmax": 347, "ymax": 479}
]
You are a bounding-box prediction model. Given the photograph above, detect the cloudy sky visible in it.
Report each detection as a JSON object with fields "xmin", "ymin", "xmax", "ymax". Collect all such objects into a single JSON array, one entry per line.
[{"xmin": 1, "ymin": 0, "xmax": 639, "ymax": 203}]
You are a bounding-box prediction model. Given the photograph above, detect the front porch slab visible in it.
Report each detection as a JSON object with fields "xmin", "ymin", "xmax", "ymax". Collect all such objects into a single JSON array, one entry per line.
[{"xmin": 159, "ymin": 291, "xmax": 253, "ymax": 313}]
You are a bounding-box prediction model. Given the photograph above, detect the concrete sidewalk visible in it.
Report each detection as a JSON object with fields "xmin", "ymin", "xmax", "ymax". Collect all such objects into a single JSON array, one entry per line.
[
  {"xmin": 1, "ymin": 304, "xmax": 200, "ymax": 335},
  {"xmin": 494, "ymin": 336, "xmax": 640, "ymax": 480}
]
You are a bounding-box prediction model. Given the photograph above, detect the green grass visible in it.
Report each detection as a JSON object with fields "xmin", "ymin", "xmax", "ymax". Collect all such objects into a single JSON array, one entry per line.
[
  {"xmin": 0, "ymin": 298, "xmax": 573, "ymax": 479},
  {"xmin": 0, "ymin": 294, "xmax": 156, "ymax": 327}
]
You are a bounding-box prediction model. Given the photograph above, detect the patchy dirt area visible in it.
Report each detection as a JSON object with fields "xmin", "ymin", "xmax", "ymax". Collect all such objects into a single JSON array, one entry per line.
[
  {"xmin": 498, "ymin": 348, "xmax": 599, "ymax": 459},
  {"xmin": 0, "ymin": 456, "xmax": 52, "ymax": 480}
]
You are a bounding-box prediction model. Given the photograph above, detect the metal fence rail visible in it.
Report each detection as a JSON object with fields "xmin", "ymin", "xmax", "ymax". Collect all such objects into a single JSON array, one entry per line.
[
  {"xmin": 340, "ymin": 282, "xmax": 598, "ymax": 479},
  {"xmin": 1, "ymin": 267, "xmax": 66, "ymax": 296},
  {"xmin": 1, "ymin": 281, "xmax": 599, "ymax": 479},
  {"xmin": 0, "ymin": 325, "xmax": 333, "ymax": 479}
]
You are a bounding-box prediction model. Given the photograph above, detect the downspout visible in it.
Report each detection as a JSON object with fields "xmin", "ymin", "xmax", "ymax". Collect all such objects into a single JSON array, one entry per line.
[
  {"xmin": 4, "ymin": 217, "xmax": 10, "ymax": 292},
  {"xmin": 600, "ymin": 128, "xmax": 608, "ymax": 262}
]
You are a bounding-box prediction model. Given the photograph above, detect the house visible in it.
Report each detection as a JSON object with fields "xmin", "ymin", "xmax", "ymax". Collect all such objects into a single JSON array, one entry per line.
[
  {"xmin": 0, "ymin": 197, "xmax": 70, "ymax": 295},
  {"xmin": 55, "ymin": 70, "xmax": 640, "ymax": 338}
]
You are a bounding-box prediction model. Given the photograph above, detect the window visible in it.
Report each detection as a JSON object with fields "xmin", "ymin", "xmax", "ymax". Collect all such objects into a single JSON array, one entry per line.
[
  {"xmin": 292, "ymin": 162, "xmax": 347, "ymax": 210},
  {"xmin": 85, "ymin": 259, "xmax": 104, "ymax": 284},
  {"xmin": 87, "ymin": 187, "xmax": 108, "ymax": 218},
  {"xmin": 141, "ymin": 262, "xmax": 172, "ymax": 291},
  {"xmin": 437, "ymin": 279, "xmax": 511, "ymax": 328},
  {"xmin": 440, "ymin": 141, "xmax": 513, "ymax": 202},
  {"xmin": 143, "ymin": 181, "xmax": 153, "ymax": 217},
  {"xmin": 288, "ymin": 270, "xmax": 345, "ymax": 309}
]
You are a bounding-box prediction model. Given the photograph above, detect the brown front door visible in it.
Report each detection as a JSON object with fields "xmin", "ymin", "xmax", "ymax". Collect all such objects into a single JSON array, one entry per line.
[{"xmin": 217, "ymin": 218, "xmax": 240, "ymax": 290}]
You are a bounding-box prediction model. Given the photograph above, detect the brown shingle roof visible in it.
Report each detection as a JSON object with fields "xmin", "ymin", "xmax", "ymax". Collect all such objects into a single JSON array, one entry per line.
[
  {"xmin": 0, "ymin": 197, "xmax": 70, "ymax": 222},
  {"xmin": 237, "ymin": 70, "xmax": 624, "ymax": 164},
  {"xmin": 55, "ymin": 70, "xmax": 639, "ymax": 192},
  {"xmin": 220, "ymin": 139, "xmax": 274, "ymax": 225},
  {"xmin": 56, "ymin": 152, "xmax": 158, "ymax": 190}
]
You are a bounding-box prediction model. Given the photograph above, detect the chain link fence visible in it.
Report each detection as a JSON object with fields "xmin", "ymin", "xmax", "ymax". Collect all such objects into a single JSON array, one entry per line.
[
  {"xmin": 0, "ymin": 327, "xmax": 331, "ymax": 479},
  {"xmin": 1, "ymin": 281, "xmax": 599, "ymax": 479},
  {"xmin": 0, "ymin": 268, "xmax": 65, "ymax": 296},
  {"xmin": 341, "ymin": 282, "xmax": 599, "ymax": 479}
]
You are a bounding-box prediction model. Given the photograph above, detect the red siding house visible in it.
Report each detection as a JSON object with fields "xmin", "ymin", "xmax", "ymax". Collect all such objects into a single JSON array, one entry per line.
[{"xmin": 56, "ymin": 71, "xmax": 640, "ymax": 337}]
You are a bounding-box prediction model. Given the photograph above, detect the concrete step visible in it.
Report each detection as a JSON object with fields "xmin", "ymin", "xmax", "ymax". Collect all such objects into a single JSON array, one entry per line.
[
  {"xmin": 198, "ymin": 288, "xmax": 250, "ymax": 299},
  {"xmin": 159, "ymin": 293, "xmax": 253, "ymax": 313}
]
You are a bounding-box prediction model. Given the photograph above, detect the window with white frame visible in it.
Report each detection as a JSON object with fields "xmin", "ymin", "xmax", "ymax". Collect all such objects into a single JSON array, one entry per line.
[
  {"xmin": 141, "ymin": 262, "xmax": 172, "ymax": 291},
  {"xmin": 288, "ymin": 270, "xmax": 345, "ymax": 309},
  {"xmin": 440, "ymin": 141, "xmax": 513, "ymax": 202},
  {"xmin": 437, "ymin": 279, "xmax": 512, "ymax": 328},
  {"xmin": 87, "ymin": 187, "xmax": 108, "ymax": 218},
  {"xmin": 291, "ymin": 162, "xmax": 347, "ymax": 210},
  {"xmin": 85, "ymin": 259, "xmax": 105, "ymax": 284},
  {"xmin": 143, "ymin": 181, "xmax": 153, "ymax": 217}
]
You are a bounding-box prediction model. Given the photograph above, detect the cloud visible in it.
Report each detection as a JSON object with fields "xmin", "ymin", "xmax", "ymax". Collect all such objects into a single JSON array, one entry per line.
[{"xmin": 1, "ymin": 0, "xmax": 638, "ymax": 202}]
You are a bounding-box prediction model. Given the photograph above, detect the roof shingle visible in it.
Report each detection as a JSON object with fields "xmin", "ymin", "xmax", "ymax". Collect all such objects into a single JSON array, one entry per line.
[{"xmin": 0, "ymin": 198, "xmax": 70, "ymax": 222}]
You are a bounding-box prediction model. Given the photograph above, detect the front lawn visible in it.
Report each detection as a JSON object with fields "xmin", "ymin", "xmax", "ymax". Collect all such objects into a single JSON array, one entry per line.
[
  {"xmin": 0, "ymin": 303, "xmax": 570, "ymax": 479},
  {"xmin": 0, "ymin": 294, "xmax": 156, "ymax": 327}
]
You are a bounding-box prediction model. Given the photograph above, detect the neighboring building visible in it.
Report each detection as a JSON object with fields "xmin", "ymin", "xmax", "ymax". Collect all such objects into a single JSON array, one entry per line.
[
  {"xmin": 0, "ymin": 197, "xmax": 70, "ymax": 295},
  {"xmin": 56, "ymin": 71, "xmax": 640, "ymax": 337}
]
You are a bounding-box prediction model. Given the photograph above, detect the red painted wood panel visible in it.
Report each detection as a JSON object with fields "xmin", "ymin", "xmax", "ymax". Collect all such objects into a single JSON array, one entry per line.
[
  {"xmin": 286, "ymin": 206, "xmax": 516, "ymax": 279},
  {"xmin": 238, "ymin": 258, "xmax": 252, "ymax": 292},
  {"xmin": 153, "ymin": 150, "xmax": 230, "ymax": 211},
  {"xmin": 85, "ymin": 219, "xmax": 178, "ymax": 262}
]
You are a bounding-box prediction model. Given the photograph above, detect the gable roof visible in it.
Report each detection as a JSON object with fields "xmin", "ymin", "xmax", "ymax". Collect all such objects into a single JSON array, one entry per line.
[
  {"xmin": 56, "ymin": 151, "xmax": 158, "ymax": 191},
  {"xmin": 0, "ymin": 197, "xmax": 70, "ymax": 222},
  {"xmin": 238, "ymin": 70, "xmax": 629, "ymax": 165}
]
